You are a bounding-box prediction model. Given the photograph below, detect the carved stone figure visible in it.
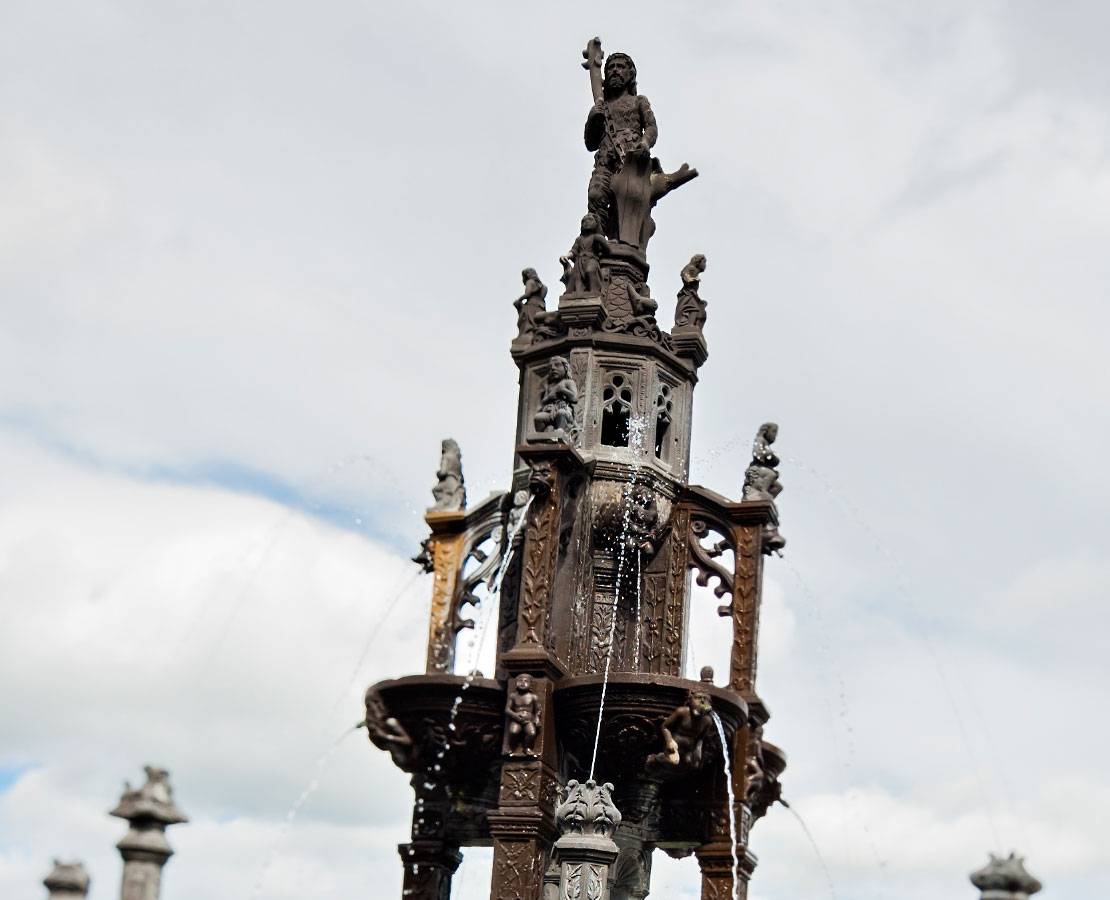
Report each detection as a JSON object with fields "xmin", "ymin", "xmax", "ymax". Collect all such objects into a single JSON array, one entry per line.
[
  {"xmin": 970, "ymin": 853, "xmax": 1043, "ymax": 900},
  {"xmin": 646, "ymin": 688, "xmax": 715, "ymax": 772},
  {"xmin": 744, "ymin": 730, "xmax": 765, "ymax": 806},
  {"xmin": 560, "ymin": 214, "xmax": 610, "ymax": 295},
  {"xmin": 742, "ymin": 423, "xmax": 786, "ymax": 554},
  {"xmin": 699, "ymin": 665, "xmax": 715, "ymax": 684},
  {"xmin": 364, "ymin": 687, "xmax": 416, "ymax": 771},
  {"xmin": 673, "ymin": 254, "xmax": 707, "ymax": 331},
  {"xmin": 581, "ymin": 39, "xmax": 697, "ymax": 250},
  {"xmin": 533, "ymin": 356, "xmax": 579, "ymax": 441},
  {"xmin": 514, "ymin": 268, "xmax": 548, "ymax": 342},
  {"xmin": 431, "ymin": 438, "xmax": 466, "ymax": 511},
  {"xmin": 505, "ymin": 673, "xmax": 540, "ymax": 755}
]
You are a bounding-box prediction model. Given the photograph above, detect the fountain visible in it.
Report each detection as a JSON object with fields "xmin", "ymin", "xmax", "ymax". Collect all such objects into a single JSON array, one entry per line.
[{"xmin": 363, "ymin": 37, "xmax": 787, "ymax": 900}]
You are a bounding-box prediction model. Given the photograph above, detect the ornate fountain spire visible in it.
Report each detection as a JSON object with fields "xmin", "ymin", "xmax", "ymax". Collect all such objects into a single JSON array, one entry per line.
[{"xmin": 364, "ymin": 37, "xmax": 788, "ymax": 900}]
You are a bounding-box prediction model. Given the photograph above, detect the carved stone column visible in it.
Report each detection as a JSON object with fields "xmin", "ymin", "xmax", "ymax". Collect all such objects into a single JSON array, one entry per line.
[
  {"xmin": 43, "ymin": 860, "xmax": 89, "ymax": 899},
  {"xmin": 695, "ymin": 841, "xmax": 755, "ymax": 900},
  {"xmin": 488, "ymin": 665, "xmax": 560, "ymax": 900},
  {"xmin": 552, "ymin": 780, "xmax": 622, "ymax": 900},
  {"xmin": 397, "ymin": 841, "xmax": 462, "ymax": 900},
  {"xmin": 110, "ymin": 767, "xmax": 187, "ymax": 900},
  {"xmin": 726, "ymin": 502, "xmax": 775, "ymax": 695},
  {"xmin": 970, "ymin": 854, "xmax": 1043, "ymax": 900}
]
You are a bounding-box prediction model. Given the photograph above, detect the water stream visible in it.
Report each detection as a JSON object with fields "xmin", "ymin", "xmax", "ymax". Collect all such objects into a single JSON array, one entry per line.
[
  {"xmin": 710, "ymin": 712, "xmax": 740, "ymax": 900},
  {"xmin": 249, "ymin": 724, "xmax": 361, "ymax": 899},
  {"xmin": 589, "ymin": 418, "xmax": 648, "ymax": 781},
  {"xmin": 784, "ymin": 802, "xmax": 838, "ymax": 900}
]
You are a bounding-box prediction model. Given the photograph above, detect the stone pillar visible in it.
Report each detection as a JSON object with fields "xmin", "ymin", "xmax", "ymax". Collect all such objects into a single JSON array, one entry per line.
[
  {"xmin": 970, "ymin": 853, "xmax": 1042, "ymax": 900},
  {"xmin": 110, "ymin": 767, "xmax": 187, "ymax": 900},
  {"xmin": 43, "ymin": 860, "xmax": 89, "ymax": 899},
  {"xmin": 397, "ymin": 841, "xmax": 462, "ymax": 900},
  {"xmin": 551, "ymin": 780, "xmax": 622, "ymax": 900}
]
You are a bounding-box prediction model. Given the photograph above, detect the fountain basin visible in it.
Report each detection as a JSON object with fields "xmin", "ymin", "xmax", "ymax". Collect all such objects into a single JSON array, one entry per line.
[
  {"xmin": 553, "ymin": 673, "xmax": 748, "ymax": 783},
  {"xmin": 370, "ymin": 673, "xmax": 505, "ymax": 778}
]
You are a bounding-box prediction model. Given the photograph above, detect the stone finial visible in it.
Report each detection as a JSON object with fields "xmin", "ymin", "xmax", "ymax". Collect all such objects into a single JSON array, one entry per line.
[
  {"xmin": 43, "ymin": 860, "xmax": 89, "ymax": 899},
  {"xmin": 555, "ymin": 779, "xmax": 622, "ymax": 839},
  {"xmin": 970, "ymin": 853, "xmax": 1043, "ymax": 900},
  {"xmin": 111, "ymin": 767, "xmax": 187, "ymax": 900},
  {"xmin": 430, "ymin": 439, "xmax": 466, "ymax": 512},
  {"xmin": 553, "ymin": 779, "xmax": 622, "ymax": 900}
]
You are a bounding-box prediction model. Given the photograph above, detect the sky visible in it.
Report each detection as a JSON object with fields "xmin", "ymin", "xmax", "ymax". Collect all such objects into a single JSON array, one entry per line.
[{"xmin": 1, "ymin": 1, "xmax": 1108, "ymax": 898}]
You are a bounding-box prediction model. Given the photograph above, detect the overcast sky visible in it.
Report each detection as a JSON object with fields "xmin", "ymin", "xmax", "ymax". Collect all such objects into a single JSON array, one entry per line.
[{"xmin": 2, "ymin": 2, "xmax": 1108, "ymax": 899}]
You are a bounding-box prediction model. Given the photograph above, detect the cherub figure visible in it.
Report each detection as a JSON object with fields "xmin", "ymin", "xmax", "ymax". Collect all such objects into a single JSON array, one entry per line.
[
  {"xmin": 533, "ymin": 356, "xmax": 579, "ymax": 439},
  {"xmin": 646, "ymin": 687, "xmax": 716, "ymax": 772},
  {"xmin": 513, "ymin": 268, "xmax": 548, "ymax": 343},
  {"xmin": 505, "ymin": 673, "xmax": 540, "ymax": 755},
  {"xmin": 560, "ymin": 213, "xmax": 610, "ymax": 295}
]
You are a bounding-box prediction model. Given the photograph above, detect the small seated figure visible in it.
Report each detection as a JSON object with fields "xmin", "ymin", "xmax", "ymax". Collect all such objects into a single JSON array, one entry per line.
[
  {"xmin": 533, "ymin": 356, "xmax": 579, "ymax": 440},
  {"xmin": 646, "ymin": 687, "xmax": 716, "ymax": 773},
  {"xmin": 505, "ymin": 673, "xmax": 541, "ymax": 755},
  {"xmin": 513, "ymin": 268, "xmax": 548, "ymax": 343},
  {"xmin": 699, "ymin": 665, "xmax": 715, "ymax": 685},
  {"xmin": 560, "ymin": 214, "xmax": 610, "ymax": 295},
  {"xmin": 673, "ymin": 254, "xmax": 707, "ymax": 331}
]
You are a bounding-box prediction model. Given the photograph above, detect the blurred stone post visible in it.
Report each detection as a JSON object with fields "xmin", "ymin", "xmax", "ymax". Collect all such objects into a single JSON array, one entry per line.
[
  {"xmin": 110, "ymin": 766, "xmax": 187, "ymax": 900},
  {"xmin": 970, "ymin": 853, "xmax": 1043, "ymax": 900},
  {"xmin": 43, "ymin": 860, "xmax": 89, "ymax": 899}
]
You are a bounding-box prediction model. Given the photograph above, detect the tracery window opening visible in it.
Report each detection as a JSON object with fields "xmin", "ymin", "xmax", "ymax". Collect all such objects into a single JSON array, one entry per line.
[
  {"xmin": 601, "ymin": 373, "xmax": 634, "ymax": 447},
  {"xmin": 654, "ymin": 384, "xmax": 673, "ymax": 460}
]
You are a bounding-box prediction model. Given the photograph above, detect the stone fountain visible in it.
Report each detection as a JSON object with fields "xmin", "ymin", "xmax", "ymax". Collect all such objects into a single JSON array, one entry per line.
[{"xmin": 365, "ymin": 37, "xmax": 787, "ymax": 900}]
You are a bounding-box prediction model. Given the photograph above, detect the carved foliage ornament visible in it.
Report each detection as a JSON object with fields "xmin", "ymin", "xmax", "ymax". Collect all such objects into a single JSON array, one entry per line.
[{"xmin": 555, "ymin": 779, "xmax": 622, "ymax": 838}]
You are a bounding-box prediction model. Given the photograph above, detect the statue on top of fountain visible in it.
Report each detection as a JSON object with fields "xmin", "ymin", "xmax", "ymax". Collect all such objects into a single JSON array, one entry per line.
[{"xmin": 581, "ymin": 38, "xmax": 698, "ymax": 253}]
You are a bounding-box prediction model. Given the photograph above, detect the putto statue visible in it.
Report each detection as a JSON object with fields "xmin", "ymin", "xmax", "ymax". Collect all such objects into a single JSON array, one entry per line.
[
  {"xmin": 673, "ymin": 254, "xmax": 707, "ymax": 331},
  {"xmin": 646, "ymin": 687, "xmax": 716, "ymax": 773},
  {"xmin": 532, "ymin": 356, "xmax": 580, "ymax": 442},
  {"xmin": 560, "ymin": 214, "xmax": 610, "ymax": 295},
  {"xmin": 505, "ymin": 673, "xmax": 541, "ymax": 755},
  {"xmin": 431, "ymin": 438, "xmax": 466, "ymax": 511},
  {"xmin": 514, "ymin": 268, "xmax": 548, "ymax": 343},
  {"xmin": 581, "ymin": 38, "xmax": 697, "ymax": 251}
]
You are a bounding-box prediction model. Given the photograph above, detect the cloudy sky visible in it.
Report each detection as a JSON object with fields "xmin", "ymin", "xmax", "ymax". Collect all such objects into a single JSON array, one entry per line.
[{"xmin": 2, "ymin": 1, "xmax": 1108, "ymax": 898}]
